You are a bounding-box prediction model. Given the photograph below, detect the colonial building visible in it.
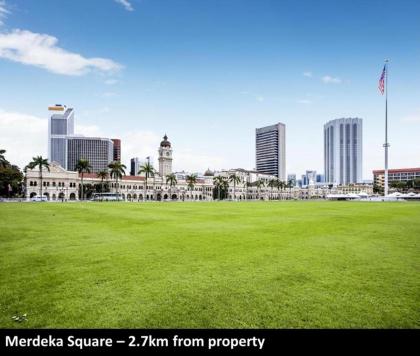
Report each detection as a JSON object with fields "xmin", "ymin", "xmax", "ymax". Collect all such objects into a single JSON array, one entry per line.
[{"xmin": 26, "ymin": 162, "xmax": 79, "ymax": 201}]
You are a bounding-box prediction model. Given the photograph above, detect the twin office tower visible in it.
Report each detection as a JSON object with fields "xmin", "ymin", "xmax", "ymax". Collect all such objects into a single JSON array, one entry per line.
[
  {"xmin": 256, "ymin": 118, "xmax": 362, "ymax": 185},
  {"xmin": 48, "ymin": 105, "xmax": 120, "ymax": 172}
]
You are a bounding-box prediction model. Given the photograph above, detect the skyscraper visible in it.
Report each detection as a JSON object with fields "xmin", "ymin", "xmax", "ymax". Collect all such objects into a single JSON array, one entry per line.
[
  {"xmin": 48, "ymin": 105, "xmax": 74, "ymax": 169},
  {"xmin": 324, "ymin": 118, "xmax": 363, "ymax": 185},
  {"xmin": 111, "ymin": 139, "xmax": 121, "ymax": 162},
  {"xmin": 67, "ymin": 136, "xmax": 114, "ymax": 173},
  {"xmin": 48, "ymin": 105, "xmax": 115, "ymax": 172},
  {"xmin": 130, "ymin": 157, "xmax": 140, "ymax": 176},
  {"xmin": 255, "ymin": 123, "xmax": 286, "ymax": 180}
]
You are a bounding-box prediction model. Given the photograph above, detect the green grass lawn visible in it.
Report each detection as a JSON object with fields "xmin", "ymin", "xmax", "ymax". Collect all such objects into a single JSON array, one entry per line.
[{"xmin": 0, "ymin": 201, "xmax": 419, "ymax": 328}]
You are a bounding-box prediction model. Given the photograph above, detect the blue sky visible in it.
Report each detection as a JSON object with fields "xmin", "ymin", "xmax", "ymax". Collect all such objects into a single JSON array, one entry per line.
[{"xmin": 0, "ymin": 0, "xmax": 419, "ymax": 178}]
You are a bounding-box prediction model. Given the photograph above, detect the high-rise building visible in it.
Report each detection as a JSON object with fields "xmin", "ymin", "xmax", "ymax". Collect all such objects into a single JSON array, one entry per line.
[
  {"xmin": 48, "ymin": 105, "xmax": 74, "ymax": 169},
  {"xmin": 130, "ymin": 157, "xmax": 140, "ymax": 176},
  {"xmin": 158, "ymin": 134, "xmax": 173, "ymax": 177},
  {"xmin": 48, "ymin": 105, "xmax": 114, "ymax": 172},
  {"xmin": 324, "ymin": 118, "xmax": 363, "ymax": 185},
  {"xmin": 67, "ymin": 136, "xmax": 113, "ymax": 173},
  {"xmin": 255, "ymin": 123, "xmax": 286, "ymax": 180},
  {"xmin": 111, "ymin": 139, "xmax": 121, "ymax": 162},
  {"xmin": 316, "ymin": 174, "xmax": 325, "ymax": 183},
  {"xmin": 305, "ymin": 170, "xmax": 317, "ymax": 185},
  {"xmin": 287, "ymin": 174, "xmax": 296, "ymax": 186}
]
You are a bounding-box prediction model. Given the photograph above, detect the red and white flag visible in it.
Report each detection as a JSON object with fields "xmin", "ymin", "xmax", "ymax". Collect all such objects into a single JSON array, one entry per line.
[{"xmin": 378, "ymin": 65, "xmax": 386, "ymax": 94}]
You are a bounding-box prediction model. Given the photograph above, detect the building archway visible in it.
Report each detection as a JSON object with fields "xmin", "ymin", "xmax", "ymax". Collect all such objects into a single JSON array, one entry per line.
[
  {"xmin": 52, "ymin": 194, "xmax": 56, "ymax": 201},
  {"xmin": 30, "ymin": 192, "xmax": 37, "ymax": 198},
  {"xmin": 138, "ymin": 194, "xmax": 143, "ymax": 201},
  {"xmin": 133, "ymin": 194, "xmax": 137, "ymax": 200},
  {"xmin": 127, "ymin": 194, "xmax": 132, "ymax": 201},
  {"xmin": 59, "ymin": 192, "xmax": 66, "ymax": 200},
  {"xmin": 171, "ymin": 194, "xmax": 177, "ymax": 200},
  {"xmin": 43, "ymin": 192, "xmax": 50, "ymax": 200},
  {"xmin": 164, "ymin": 194, "xmax": 168, "ymax": 200},
  {"xmin": 157, "ymin": 193, "xmax": 162, "ymax": 201}
]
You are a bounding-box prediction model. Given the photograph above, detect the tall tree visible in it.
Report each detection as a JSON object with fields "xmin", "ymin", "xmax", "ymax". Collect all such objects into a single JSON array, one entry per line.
[
  {"xmin": 228, "ymin": 173, "xmax": 241, "ymax": 201},
  {"xmin": 268, "ymin": 179, "xmax": 277, "ymax": 200},
  {"xmin": 96, "ymin": 170, "xmax": 108, "ymax": 193},
  {"xmin": 138, "ymin": 162, "xmax": 155, "ymax": 201},
  {"xmin": 213, "ymin": 176, "xmax": 224, "ymax": 200},
  {"xmin": 27, "ymin": 156, "xmax": 50, "ymax": 199},
  {"xmin": 108, "ymin": 161, "xmax": 126, "ymax": 200},
  {"xmin": 166, "ymin": 173, "xmax": 177, "ymax": 200},
  {"xmin": 255, "ymin": 179, "xmax": 265, "ymax": 200},
  {"xmin": 75, "ymin": 158, "xmax": 92, "ymax": 200},
  {"xmin": 0, "ymin": 149, "xmax": 10, "ymax": 168},
  {"xmin": 186, "ymin": 174, "xmax": 197, "ymax": 200}
]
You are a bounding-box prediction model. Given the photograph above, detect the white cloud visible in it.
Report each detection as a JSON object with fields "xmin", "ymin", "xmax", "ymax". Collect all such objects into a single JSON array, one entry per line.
[
  {"xmin": 0, "ymin": 29, "xmax": 122, "ymax": 76},
  {"xmin": 322, "ymin": 75, "xmax": 342, "ymax": 84},
  {"xmin": 303, "ymin": 71, "xmax": 312, "ymax": 78},
  {"xmin": 0, "ymin": 109, "xmax": 47, "ymax": 168},
  {"xmin": 114, "ymin": 0, "xmax": 134, "ymax": 11},
  {"xmin": 0, "ymin": 1, "xmax": 9, "ymax": 26}
]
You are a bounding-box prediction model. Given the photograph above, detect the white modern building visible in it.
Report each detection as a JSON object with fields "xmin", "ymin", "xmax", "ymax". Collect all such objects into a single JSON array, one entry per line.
[
  {"xmin": 48, "ymin": 105, "xmax": 74, "ymax": 169},
  {"xmin": 255, "ymin": 123, "xmax": 286, "ymax": 180},
  {"xmin": 324, "ymin": 118, "xmax": 363, "ymax": 185}
]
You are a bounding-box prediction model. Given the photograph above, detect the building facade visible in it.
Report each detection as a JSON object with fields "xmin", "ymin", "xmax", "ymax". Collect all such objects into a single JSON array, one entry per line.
[
  {"xmin": 255, "ymin": 123, "xmax": 286, "ymax": 180},
  {"xmin": 324, "ymin": 118, "xmax": 363, "ymax": 185},
  {"xmin": 48, "ymin": 105, "xmax": 74, "ymax": 169},
  {"xmin": 67, "ymin": 136, "xmax": 114, "ymax": 173},
  {"xmin": 111, "ymin": 139, "xmax": 121, "ymax": 161},
  {"xmin": 373, "ymin": 167, "xmax": 420, "ymax": 188},
  {"xmin": 26, "ymin": 162, "xmax": 79, "ymax": 201}
]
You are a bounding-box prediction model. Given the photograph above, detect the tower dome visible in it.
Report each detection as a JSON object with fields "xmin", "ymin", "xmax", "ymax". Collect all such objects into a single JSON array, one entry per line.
[
  {"xmin": 204, "ymin": 168, "xmax": 214, "ymax": 176},
  {"xmin": 160, "ymin": 134, "xmax": 171, "ymax": 148}
]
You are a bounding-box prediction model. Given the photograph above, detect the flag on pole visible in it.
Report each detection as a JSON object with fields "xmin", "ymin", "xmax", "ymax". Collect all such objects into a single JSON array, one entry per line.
[{"xmin": 378, "ymin": 65, "xmax": 386, "ymax": 94}]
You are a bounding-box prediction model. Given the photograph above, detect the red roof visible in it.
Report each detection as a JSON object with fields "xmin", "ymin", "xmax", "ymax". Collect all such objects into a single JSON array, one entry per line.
[{"xmin": 373, "ymin": 167, "xmax": 420, "ymax": 174}]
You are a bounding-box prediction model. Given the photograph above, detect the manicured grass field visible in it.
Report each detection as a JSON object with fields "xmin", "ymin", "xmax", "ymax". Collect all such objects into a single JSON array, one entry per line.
[{"xmin": 0, "ymin": 201, "xmax": 419, "ymax": 328}]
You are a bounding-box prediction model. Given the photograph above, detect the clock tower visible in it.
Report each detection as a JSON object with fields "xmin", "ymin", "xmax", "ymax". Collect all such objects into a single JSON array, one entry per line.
[{"xmin": 158, "ymin": 134, "xmax": 173, "ymax": 177}]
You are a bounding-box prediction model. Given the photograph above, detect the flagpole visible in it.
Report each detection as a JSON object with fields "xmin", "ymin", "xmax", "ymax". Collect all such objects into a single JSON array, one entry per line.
[{"xmin": 384, "ymin": 59, "xmax": 389, "ymax": 196}]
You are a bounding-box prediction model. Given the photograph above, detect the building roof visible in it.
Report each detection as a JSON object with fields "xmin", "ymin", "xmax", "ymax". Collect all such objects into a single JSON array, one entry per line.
[{"xmin": 160, "ymin": 134, "xmax": 171, "ymax": 148}]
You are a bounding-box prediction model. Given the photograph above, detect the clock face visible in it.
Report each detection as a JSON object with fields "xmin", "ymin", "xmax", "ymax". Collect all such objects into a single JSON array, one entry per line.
[{"xmin": 166, "ymin": 152, "xmax": 170, "ymax": 156}]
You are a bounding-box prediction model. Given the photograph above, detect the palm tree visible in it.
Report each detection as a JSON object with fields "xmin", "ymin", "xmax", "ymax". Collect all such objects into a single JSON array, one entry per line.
[
  {"xmin": 255, "ymin": 179, "xmax": 265, "ymax": 200},
  {"xmin": 27, "ymin": 156, "xmax": 50, "ymax": 198},
  {"xmin": 108, "ymin": 161, "xmax": 127, "ymax": 200},
  {"xmin": 213, "ymin": 176, "xmax": 224, "ymax": 200},
  {"xmin": 244, "ymin": 181, "xmax": 252, "ymax": 200},
  {"xmin": 97, "ymin": 170, "xmax": 108, "ymax": 193},
  {"xmin": 268, "ymin": 178, "xmax": 277, "ymax": 200},
  {"xmin": 138, "ymin": 162, "xmax": 155, "ymax": 201},
  {"xmin": 75, "ymin": 158, "xmax": 92, "ymax": 200},
  {"xmin": 166, "ymin": 173, "xmax": 177, "ymax": 200},
  {"xmin": 0, "ymin": 149, "xmax": 9, "ymax": 168},
  {"xmin": 228, "ymin": 173, "xmax": 241, "ymax": 201},
  {"xmin": 186, "ymin": 174, "xmax": 197, "ymax": 200}
]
